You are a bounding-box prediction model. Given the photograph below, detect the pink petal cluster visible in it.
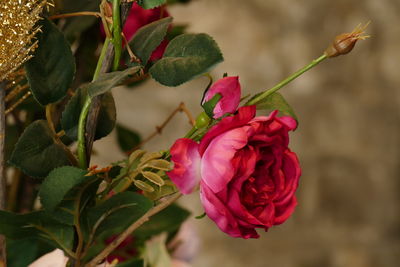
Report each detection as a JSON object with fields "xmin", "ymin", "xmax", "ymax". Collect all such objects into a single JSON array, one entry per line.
[
  {"xmin": 167, "ymin": 106, "xmax": 301, "ymax": 238},
  {"xmin": 202, "ymin": 76, "xmax": 241, "ymax": 118}
]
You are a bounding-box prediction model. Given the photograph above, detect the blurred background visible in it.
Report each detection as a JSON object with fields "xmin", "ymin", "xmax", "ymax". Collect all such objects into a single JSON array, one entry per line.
[{"xmin": 92, "ymin": 0, "xmax": 400, "ymax": 266}]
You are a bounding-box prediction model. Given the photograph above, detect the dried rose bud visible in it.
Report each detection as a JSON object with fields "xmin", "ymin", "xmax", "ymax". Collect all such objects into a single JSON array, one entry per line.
[{"xmin": 324, "ymin": 22, "xmax": 370, "ymax": 58}]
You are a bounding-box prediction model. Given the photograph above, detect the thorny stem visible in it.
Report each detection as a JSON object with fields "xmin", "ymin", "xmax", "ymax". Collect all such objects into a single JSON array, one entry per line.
[
  {"xmin": 246, "ymin": 54, "xmax": 328, "ymax": 105},
  {"xmin": 77, "ymin": 37, "xmax": 111, "ymax": 169},
  {"xmin": 85, "ymin": 192, "xmax": 182, "ymax": 267},
  {"xmin": 112, "ymin": 0, "xmax": 122, "ymax": 71},
  {"xmin": 126, "ymin": 102, "xmax": 195, "ymax": 154},
  {"xmin": 93, "ymin": 38, "xmax": 111, "ymax": 81}
]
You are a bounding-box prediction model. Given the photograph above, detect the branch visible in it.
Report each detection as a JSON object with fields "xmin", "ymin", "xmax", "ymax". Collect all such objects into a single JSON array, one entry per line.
[
  {"xmin": 84, "ymin": 2, "xmax": 133, "ymax": 164},
  {"xmin": 0, "ymin": 82, "xmax": 6, "ymax": 265},
  {"xmin": 85, "ymin": 192, "xmax": 182, "ymax": 267}
]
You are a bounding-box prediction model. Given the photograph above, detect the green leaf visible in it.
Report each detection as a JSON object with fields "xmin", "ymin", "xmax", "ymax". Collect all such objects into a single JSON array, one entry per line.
[
  {"xmin": 39, "ymin": 166, "xmax": 89, "ymax": 211},
  {"xmin": 61, "ymin": 89, "xmax": 116, "ymax": 141},
  {"xmin": 86, "ymin": 192, "xmax": 153, "ymax": 239},
  {"xmin": 116, "ymin": 124, "xmax": 141, "ymax": 153},
  {"xmin": 255, "ymin": 92, "xmax": 298, "ymax": 122},
  {"xmin": 127, "ymin": 17, "xmax": 172, "ymax": 66},
  {"xmin": 202, "ymin": 93, "xmax": 222, "ymax": 118},
  {"xmin": 0, "ymin": 211, "xmax": 75, "ymax": 251},
  {"xmin": 135, "ymin": 204, "xmax": 189, "ymax": 238},
  {"xmin": 85, "ymin": 66, "xmax": 141, "ymax": 98},
  {"xmin": 149, "ymin": 33, "xmax": 223, "ymax": 86},
  {"xmin": 166, "ymin": 24, "xmax": 187, "ymax": 41},
  {"xmin": 138, "ymin": 0, "xmax": 166, "ymax": 9},
  {"xmin": 7, "ymin": 238, "xmax": 53, "ymax": 267},
  {"xmin": 0, "ymin": 211, "xmax": 38, "ymax": 239},
  {"xmin": 25, "ymin": 18, "xmax": 75, "ymax": 105},
  {"xmin": 9, "ymin": 120, "xmax": 71, "ymax": 178}
]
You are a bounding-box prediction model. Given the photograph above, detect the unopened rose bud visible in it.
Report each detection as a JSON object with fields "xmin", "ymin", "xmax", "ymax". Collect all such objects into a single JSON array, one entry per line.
[{"xmin": 324, "ymin": 22, "xmax": 370, "ymax": 58}]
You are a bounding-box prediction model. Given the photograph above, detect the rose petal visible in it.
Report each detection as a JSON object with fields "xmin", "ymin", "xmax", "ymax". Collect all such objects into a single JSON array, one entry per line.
[
  {"xmin": 203, "ymin": 76, "xmax": 241, "ymax": 118},
  {"xmin": 199, "ymin": 105, "xmax": 256, "ymax": 155},
  {"xmin": 200, "ymin": 182, "xmax": 258, "ymax": 238},
  {"xmin": 201, "ymin": 128, "xmax": 247, "ymax": 193},
  {"xmin": 167, "ymin": 138, "xmax": 201, "ymax": 194},
  {"xmin": 274, "ymin": 150, "xmax": 301, "ymax": 206},
  {"xmin": 274, "ymin": 196, "xmax": 297, "ymax": 225}
]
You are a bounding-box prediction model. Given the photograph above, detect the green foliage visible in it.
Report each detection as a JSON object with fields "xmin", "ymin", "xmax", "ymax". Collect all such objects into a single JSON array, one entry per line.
[
  {"xmin": 39, "ymin": 166, "xmax": 88, "ymax": 211},
  {"xmin": 7, "ymin": 238, "xmax": 53, "ymax": 267},
  {"xmin": 135, "ymin": 204, "xmax": 190, "ymax": 238},
  {"xmin": 117, "ymin": 259, "xmax": 144, "ymax": 267},
  {"xmin": 25, "ymin": 19, "xmax": 75, "ymax": 105},
  {"xmin": 127, "ymin": 17, "xmax": 173, "ymax": 65},
  {"xmin": 9, "ymin": 120, "xmax": 71, "ymax": 178},
  {"xmin": 166, "ymin": 24, "xmax": 187, "ymax": 41},
  {"xmin": 61, "ymin": 89, "xmax": 116, "ymax": 141},
  {"xmin": 202, "ymin": 93, "xmax": 222, "ymax": 118},
  {"xmin": 254, "ymin": 92, "xmax": 298, "ymax": 122},
  {"xmin": 138, "ymin": 0, "xmax": 166, "ymax": 9},
  {"xmin": 0, "ymin": 211, "xmax": 75, "ymax": 252},
  {"xmin": 86, "ymin": 192, "xmax": 153, "ymax": 239},
  {"xmin": 150, "ymin": 33, "xmax": 223, "ymax": 86},
  {"xmin": 85, "ymin": 66, "xmax": 142, "ymax": 97},
  {"xmin": 116, "ymin": 124, "xmax": 141, "ymax": 152}
]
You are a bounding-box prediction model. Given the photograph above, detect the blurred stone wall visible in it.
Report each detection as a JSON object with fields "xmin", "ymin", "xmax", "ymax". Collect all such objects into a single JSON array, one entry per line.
[{"xmin": 92, "ymin": 0, "xmax": 400, "ymax": 266}]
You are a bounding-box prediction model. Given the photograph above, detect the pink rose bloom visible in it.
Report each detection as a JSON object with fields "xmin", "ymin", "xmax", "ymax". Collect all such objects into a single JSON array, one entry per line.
[
  {"xmin": 202, "ymin": 76, "xmax": 241, "ymax": 118},
  {"xmin": 167, "ymin": 106, "xmax": 301, "ymax": 238}
]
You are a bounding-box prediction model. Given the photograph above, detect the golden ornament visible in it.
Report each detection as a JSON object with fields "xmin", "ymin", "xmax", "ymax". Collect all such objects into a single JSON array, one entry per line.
[{"xmin": 0, "ymin": 0, "xmax": 48, "ymax": 82}]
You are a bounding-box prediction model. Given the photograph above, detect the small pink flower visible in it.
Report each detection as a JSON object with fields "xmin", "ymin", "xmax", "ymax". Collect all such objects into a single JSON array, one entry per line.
[
  {"xmin": 202, "ymin": 76, "xmax": 241, "ymax": 118},
  {"xmin": 167, "ymin": 106, "xmax": 301, "ymax": 238}
]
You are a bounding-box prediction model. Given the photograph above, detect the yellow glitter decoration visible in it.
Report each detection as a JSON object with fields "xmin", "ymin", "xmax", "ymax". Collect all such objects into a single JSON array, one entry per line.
[{"xmin": 0, "ymin": 0, "xmax": 47, "ymax": 82}]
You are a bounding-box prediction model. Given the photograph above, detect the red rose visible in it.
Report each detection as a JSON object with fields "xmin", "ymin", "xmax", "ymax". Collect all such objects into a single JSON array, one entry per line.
[{"xmin": 167, "ymin": 106, "xmax": 301, "ymax": 238}]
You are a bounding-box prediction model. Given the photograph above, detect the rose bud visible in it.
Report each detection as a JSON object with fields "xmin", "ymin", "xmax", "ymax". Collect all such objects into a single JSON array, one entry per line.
[
  {"xmin": 324, "ymin": 22, "xmax": 370, "ymax": 58},
  {"xmin": 167, "ymin": 106, "xmax": 301, "ymax": 238},
  {"xmin": 202, "ymin": 76, "xmax": 241, "ymax": 119}
]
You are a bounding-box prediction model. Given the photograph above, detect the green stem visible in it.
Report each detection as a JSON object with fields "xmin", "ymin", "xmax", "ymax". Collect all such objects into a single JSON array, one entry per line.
[
  {"xmin": 112, "ymin": 0, "xmax": 122, "ymax": 71},
  {"xmin": 246, "ymin": 54, "xmax": 328, "ymax": 105},
  {"xmin": 184, "ymin": 126, "xmax": 197, "ymax": 139},
  {"xmin": 93, "ymin": 38, "xmax": 110, "ymax": 81},
  {"xmin": 77, "ymin": 35, "xmax": 112, "ymax": 169},
  {"xmin": 77, "ymin": 97, "xmax": 92, "ymax": 169}
]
